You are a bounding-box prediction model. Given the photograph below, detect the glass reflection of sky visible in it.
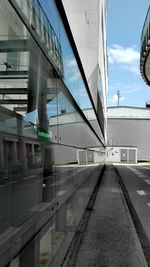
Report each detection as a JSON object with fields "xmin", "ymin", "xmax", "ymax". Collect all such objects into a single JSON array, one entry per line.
[
  {"xmin": 24, "ymin": 110, "xmax": 38, "ymax": 124},
  {"xmin": 38, "ymin": 0, "xmax": 93, "ymax": 112},
  {"xmin": 24, "ymin": 89, "xmax": 92, "ymax": 126},
  {"xmin": 24, "ymin": 92, "xmax": 75, "ymax": 123},
  {"xmin": 38, "ymin": 0, "xmax": 59, "ymax": 36},
  {"xmin": 47, "ymin": 91, "xmax": 75, "ymax": 117}
]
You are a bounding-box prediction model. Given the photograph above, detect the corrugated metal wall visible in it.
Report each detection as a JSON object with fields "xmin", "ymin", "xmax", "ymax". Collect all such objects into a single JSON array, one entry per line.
[{"xmin": 107, "ymin": 118, "xmax": 150, "ymax": 161}]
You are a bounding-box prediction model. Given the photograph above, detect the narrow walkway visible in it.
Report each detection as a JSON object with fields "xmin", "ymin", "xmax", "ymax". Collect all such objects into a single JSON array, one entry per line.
[{"xmin": 64, "ymin": 165, "xmax": 147, "ymax": 267}]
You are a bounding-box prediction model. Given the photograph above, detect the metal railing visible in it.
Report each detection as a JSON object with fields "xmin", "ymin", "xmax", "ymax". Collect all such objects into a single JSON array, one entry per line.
[{"xmin": 15, "ymin": 0, "xmax": 64, "ymax": 77}]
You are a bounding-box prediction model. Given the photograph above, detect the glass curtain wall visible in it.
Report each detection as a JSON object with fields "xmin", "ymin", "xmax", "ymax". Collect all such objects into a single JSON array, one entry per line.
[
  {"xmin": 0, "ymin": 1, "xmax": 106, "ymax": 267},
  {"xmin": 38, "ymin": 0, "xmax": 105, "ymax": 145}
]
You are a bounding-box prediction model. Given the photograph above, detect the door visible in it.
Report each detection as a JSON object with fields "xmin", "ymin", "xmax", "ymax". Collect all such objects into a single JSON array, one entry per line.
[
  {"xmin": 120, "ymin": 149, "xmax": 127, "ymax": 162},
  {"xmin": 129, "ymin": 149, "xmax": 136, "ymax": 163}
]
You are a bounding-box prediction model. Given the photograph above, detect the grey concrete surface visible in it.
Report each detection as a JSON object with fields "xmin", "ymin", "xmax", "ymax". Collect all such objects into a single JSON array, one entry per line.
[
  {"xmin": 116, "ymin": 165, "xmax": 150, "ymax": 240},
  {"xmin": 115, "ymin": 165, "xmax": 150, "ymax": 263},
  {"xmin": 67, "ymin": 165, "xmax": 147, "ymax": 267}
]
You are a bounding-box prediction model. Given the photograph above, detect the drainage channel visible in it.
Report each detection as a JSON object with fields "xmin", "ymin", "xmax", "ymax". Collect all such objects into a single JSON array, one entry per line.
[
  {"xmin": 61, "ymin": 164, "xmax": 106, "ymax": 267},
  {"xmin": 114, "ymin": 166, "xmax": 150, "ymax": 266}
]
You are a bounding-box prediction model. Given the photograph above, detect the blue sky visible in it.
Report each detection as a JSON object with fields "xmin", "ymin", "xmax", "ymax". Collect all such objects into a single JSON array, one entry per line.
[{"xmin": 107, "ymin": 0, "xmax": 150, "ymax": 107}]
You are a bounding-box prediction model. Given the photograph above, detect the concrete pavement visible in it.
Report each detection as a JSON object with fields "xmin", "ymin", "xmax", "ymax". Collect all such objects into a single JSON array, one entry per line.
[
  {"xmin": 63, "ymin": 164, "xmax": 147, "ymax": 267},
  {"xmin": 115, "ymin": 164, "xmax": 150, "ymax": 264}
]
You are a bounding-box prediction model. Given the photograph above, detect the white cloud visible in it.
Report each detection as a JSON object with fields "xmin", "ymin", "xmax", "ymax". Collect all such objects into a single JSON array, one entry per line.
[
  {"xmin": 109, "ymin": 84, "xmax": 143, "ymax": 94},
  {"xmin": 65, "ymin": 58, "xmax": 81, "ymax": 82},
  {"xmin": 66, "ymin": 58, "xmax": 77, "ymax": 68},
  {"xmin": 109, "ymin": 94, "xmax": 125, "ymax": 105},
  {"xmin": 68, "ymin": 71, "xmax": 81, "ymax": 82},
  {"xmin": 120, "ymin": 84, "xmax": 143, "ymax": 93},
  {"xmin": 120, "ymin": 63, "xmax": 140, "ymax": 75},
  {"xmin": 108, "ymin": 44, "xmax": 140, "ymax": 64},
  {"xmin": 108, "ymin": 44, "xmax": 140, "ymax": 75}
]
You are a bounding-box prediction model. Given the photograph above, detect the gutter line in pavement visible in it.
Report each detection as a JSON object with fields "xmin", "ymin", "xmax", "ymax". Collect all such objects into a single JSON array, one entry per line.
[
  {"xmin": 114, "ymin": 166, "xmax": 150, "ymax": 266},
  {"xmin": 61, "ymin": 164, "xmax": 106, "ymax": 267}
]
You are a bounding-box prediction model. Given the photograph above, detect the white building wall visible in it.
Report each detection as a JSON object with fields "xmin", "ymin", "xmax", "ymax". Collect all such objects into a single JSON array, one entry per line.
[
  {"xmin": 106, "ymin": 146, "xmax": 137, "ymax": 163},
  {"xmin": 61, "ymin": 0, "xmax": 108, "ymax": 123}
]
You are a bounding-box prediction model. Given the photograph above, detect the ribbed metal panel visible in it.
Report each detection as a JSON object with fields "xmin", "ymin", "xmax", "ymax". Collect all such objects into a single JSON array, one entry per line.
[{"xmin": 107, "ymin": 118, "xmax": 150, "ymax": 160}]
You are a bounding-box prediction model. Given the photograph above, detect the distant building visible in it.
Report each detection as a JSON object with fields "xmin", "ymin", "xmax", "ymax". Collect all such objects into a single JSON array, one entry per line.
[
  {"xmin": 107, "ymin": 106, "xmax": 150, "ymax": 161},
  {"xmin": 106, "ymin": 146, "xmax": 137, "ymax": 164}
]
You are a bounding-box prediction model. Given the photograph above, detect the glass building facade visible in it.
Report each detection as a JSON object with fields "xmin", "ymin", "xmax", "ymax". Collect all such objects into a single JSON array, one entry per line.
[{"xmin": 0, "ymin": 0, "xmax": 107, "ymax": 266}]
